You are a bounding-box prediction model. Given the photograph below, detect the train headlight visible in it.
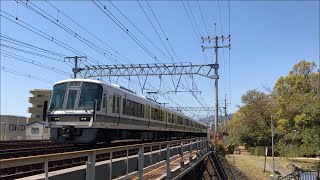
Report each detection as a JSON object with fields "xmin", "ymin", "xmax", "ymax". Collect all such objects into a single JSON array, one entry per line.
[
  {"xmin": 79, "ymin": 117, "xmax": 90, "ymax": 121},
  {"xmin": 51, "ymin": 117, "xmax": 60, "ymax": 121}
]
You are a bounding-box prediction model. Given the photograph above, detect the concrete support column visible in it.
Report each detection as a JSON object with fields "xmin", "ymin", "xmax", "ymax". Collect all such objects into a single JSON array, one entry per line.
[
  {"xmin": 86, "ymin": 151, "xmax": 96, "ymax": 180},
  {"xmin": 109, "ymin": 152, "xmax": 113, "ymax": 180},
  {"xmin": 126, "ymin": 149, "xmax": 129, "ymax": 178},
  {"xmin": 180, "ymin": 142, "xmax": 184, "ymax": 169},
  {"xmin": 44, "ymin": 156, "xmax": 48, "ymax": 180},
  {"xmin": 166, "ymin": 143, "xmax": 171, "ymax": 180},
  {"xmin": 189, "ymin": 141, "xmax": 193, "ymax": 164},
  {"xmin": 138, "ymin": 145, "xmax": 144, "ymax": 180}
]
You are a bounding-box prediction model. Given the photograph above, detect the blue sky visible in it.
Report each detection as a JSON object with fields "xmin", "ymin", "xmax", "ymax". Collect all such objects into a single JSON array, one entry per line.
[{"xmin": 0, "ymin": 1, "xmax": 319, "ymax": 119}]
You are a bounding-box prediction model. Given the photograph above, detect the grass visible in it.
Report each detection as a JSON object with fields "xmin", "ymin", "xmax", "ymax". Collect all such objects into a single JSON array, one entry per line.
[{"xmin": 226, "ymin": 155, "xmax": 319, "ymax": 180}]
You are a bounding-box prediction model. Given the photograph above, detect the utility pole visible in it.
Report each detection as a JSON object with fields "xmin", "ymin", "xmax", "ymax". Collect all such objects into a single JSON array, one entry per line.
[
  {"xmin": 65, "ymin": 56, "xmax": 86, "ymax": 78},
  {"xmin": 271, "ymin": 115, "xmax": 275, "ymax": 179},
  {"xmin": 223, "ymin": 94, "xmax": 228, "ymax": 145},
  {"xmin": 202, "ymin": 35, "xmax": 231, "ymax": 147}
]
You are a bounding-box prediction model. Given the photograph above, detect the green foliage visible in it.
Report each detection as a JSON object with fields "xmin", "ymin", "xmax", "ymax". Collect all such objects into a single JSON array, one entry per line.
[
  {"xmin": 228, "ymin": 60, "xmax": 320, "ymax": 157},
  {"xmin": 248, "ymin": 146, "xmax": 266, "ymax": 156},
  {"xmin": 216, "ymin": 142, "xmax": 227, "ymax": 156}
]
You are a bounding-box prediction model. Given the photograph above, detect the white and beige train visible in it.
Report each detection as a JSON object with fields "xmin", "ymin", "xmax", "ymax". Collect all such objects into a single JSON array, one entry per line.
[{"xmin": 44, "ymin": 79, "xmax": 207, "ymax": 144}]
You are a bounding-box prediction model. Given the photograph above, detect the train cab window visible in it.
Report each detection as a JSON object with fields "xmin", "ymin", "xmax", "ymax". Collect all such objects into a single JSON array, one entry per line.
[
  {"xmin": 49, "ymin": 83, "xmax": 67, "ymax": 111},
  {"xmin": 66, "ymin": 89, "xmax": 78, "ymax": 109},
  {"xmin": 79, "ymin": 83, "xmax": 102, "ymax": 110}
]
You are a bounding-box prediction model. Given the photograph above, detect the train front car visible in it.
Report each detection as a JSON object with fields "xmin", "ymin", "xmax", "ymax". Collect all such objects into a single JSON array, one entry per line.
[{"xmin": 46, "ymin": 79, "xmax": 102, "ymax": 144}]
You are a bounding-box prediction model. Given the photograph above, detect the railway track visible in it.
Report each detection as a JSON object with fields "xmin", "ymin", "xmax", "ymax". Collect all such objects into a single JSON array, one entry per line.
[
  {"xmin": 0, "ymin": 140, "xmax": 53, "ymax": 150},
  {"xmin": 0, "ymin": 139, "xmax": 184, "ymax": 179}
]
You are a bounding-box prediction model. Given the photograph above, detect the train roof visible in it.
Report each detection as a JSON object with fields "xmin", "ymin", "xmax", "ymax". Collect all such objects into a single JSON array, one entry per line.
[{"xmin": 53, "ymin": 78, "xmax": 207, "ymax": 126}]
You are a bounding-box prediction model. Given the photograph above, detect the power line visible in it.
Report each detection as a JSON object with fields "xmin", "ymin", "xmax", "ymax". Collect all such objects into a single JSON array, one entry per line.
[
  {"xmin": 217, "ymin": 0, "xmax": 224, "ymax": 35},
  {"xmin": 94, "ymin": 1, "xmax": 195, "ymax": 108},
  {"xmin": 107, "ymin": 0, "xmax": 172, "ymax": 63},
  {"xmin": 0, "ymin": 9, "xmax": 100, "ymax": 66},
  {"xmin": 186, "ymin": 1, "xmax": 202, "ymax": 38},
  {"xmin": 1, "ymin": 34, "xmax": 67, "ymax": 58},
  {"xmin": 18, "ymin": 1, "xmax": 119, "ymax": 64},
  {"xmin": 1, "ymin": 50, "xmax": 70, "ymax": 76},
  {"xmin": 0, "ymin": 43, "xmax": 64, "ymax": 62},
  {"xmin": 93, "ymin": 0, "xmax": 159, "ymax": 63},
  {"xmin": 1, "ymin": 66, "xmax": 54, "ymax": 84},
  {"xmin": 137, "ymin": 0, "xmax": 174, "ymax": 62},
  {"xmin": 196, "ymin": 0, "xmax": 209, "ymax": 37},
  {"xmin": 146, "ymin": 1, "xmax": 181, "ymax": 62},
  {"xmin": 45, "ymin": 0, "xmax": 132, "ymax": 64}
]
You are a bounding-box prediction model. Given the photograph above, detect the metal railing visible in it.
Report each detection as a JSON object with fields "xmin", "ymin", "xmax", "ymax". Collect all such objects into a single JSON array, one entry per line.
[
  {"xmin": 0, "ymin": 137, "xmax": 209, "ymax": 180},
  {"xmin": 279, "ymin": 170, "xmax": 319, "ymax": 180}
]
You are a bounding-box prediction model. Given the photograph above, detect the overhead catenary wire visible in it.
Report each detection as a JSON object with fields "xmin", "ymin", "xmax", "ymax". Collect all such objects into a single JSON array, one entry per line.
[
  {"xmin": 94, "ymin": 0, "xmax": 195, "ymax": 108},
  {"xmin": 196, "ymin": 0, "xmax": 209, "ymax": 37},
  {"xmin": 1, "ymin": 34, "xmax": 67, "ymax": 58},
  {"xmin": 0, "ymin": 43, "xmax": 64, "ymax": 62},
  {"xmin": 45, "ymin": 0, "xmax": 133, "ymax": 64},
  {"xmin": 17, "ymin": 1, "xmax": 120, "ymax": 64},
  {"xmin": 144, "ymin": 1, "xmax": 207, "ymax": 108},
  {"xmin": 1, "ymin": 50, "xmax": 70, "ymax": 76},
  {"xmin": 0, "ymin": 9, "xmax": 105, "ymax": 68},
  {"xmin": 1, "ymin": 66, "xmax": 54, "ymax": 84},
  {"xmin": 137, "ymin": 0, "xmax": 174, "ymax": 62},
  {"xmin": 93, "ymin": 0, "xmax": 160, "ymax": 63},
  {"xmin": 107, "ymin": 0, "xmax": 173, "ymax": 63}
]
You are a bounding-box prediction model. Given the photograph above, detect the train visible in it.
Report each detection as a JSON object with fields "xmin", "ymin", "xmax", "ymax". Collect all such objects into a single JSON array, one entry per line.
[{"xmin": 44, "ymin": 79, "xmax": 207, "ymax": 144}]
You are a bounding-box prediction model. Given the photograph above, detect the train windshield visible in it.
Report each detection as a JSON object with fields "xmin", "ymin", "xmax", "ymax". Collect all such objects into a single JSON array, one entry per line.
[
  {"xmin": 78, "ymin": 82, "xmax": 103, "ymax": 110},
  {"xmin": 49, "ymin": 83, "xmax": 67, "ymax": 111}
]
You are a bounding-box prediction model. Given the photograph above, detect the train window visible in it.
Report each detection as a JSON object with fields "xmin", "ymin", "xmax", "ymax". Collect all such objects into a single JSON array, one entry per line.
[
  {"xmin": 9, "ymin": 124, "xmax": 16, "ymax": 131},
  {"xmin": 142, "ymin": 105, "xmax": 145, "ymax": 118},
  {"xmin": 79, "ymin": 83, "xmax": 102, "ymax": 110},
  {"xmin": 130, "ymin": 101, "xmax": 134, "ymax": 116},
  {"xmin": 159, "ymin": 110, "xmax": 162, "ymax": 121},
  {"xmin": 102, "ymin": 94, "xmax": 106, "ymax": 108},
  {"xmin": 116, "ymin": 96, "xmax": 120, "ymax": 113},
  {"xmin": 66, "ymin": 90, "xmax": 77, "ymax": 109},
  {"xmin": 145, "ymin": 105, "xmax": 150, "ymax": 119},
  {"xmin": 112, "ymin": 95, "xmax": 115, "ymax": 113},
  {"xmin": 185, "ymin": 119, "xmax": 190, "ymax": 126},
  {"xmin": 123, "ymin": 98, "xmax": 126, "ymax": 115},
  {"xmin": 177, "ymin": 116, "xmax": 183, "ymax": 125},
  {"xmin": 49, "ymin": 83, "xmax": 67, "ymax": 111}
]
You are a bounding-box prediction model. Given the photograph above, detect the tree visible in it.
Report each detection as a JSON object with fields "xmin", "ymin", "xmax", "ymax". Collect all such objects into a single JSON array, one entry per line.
[
  {"xmin": 229, "ymin": 60, "xmax": 320, "ymax": 156},
  {"xmin": 228, "ymin": 89, "xmax": 274, "ymax": 146}
]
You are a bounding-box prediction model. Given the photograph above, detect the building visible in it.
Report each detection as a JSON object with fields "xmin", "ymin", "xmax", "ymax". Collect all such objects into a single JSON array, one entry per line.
[
  {"xmin": 25, "ymin": 121, "xmax": 50, "ymax": 140},
  {"xmin": 0, "ymin": 115, "xmax": 27, "ymax": 141},
  {"xmin": 28, "ymin": 89, "xmax": 52, "ymax": 124}
]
